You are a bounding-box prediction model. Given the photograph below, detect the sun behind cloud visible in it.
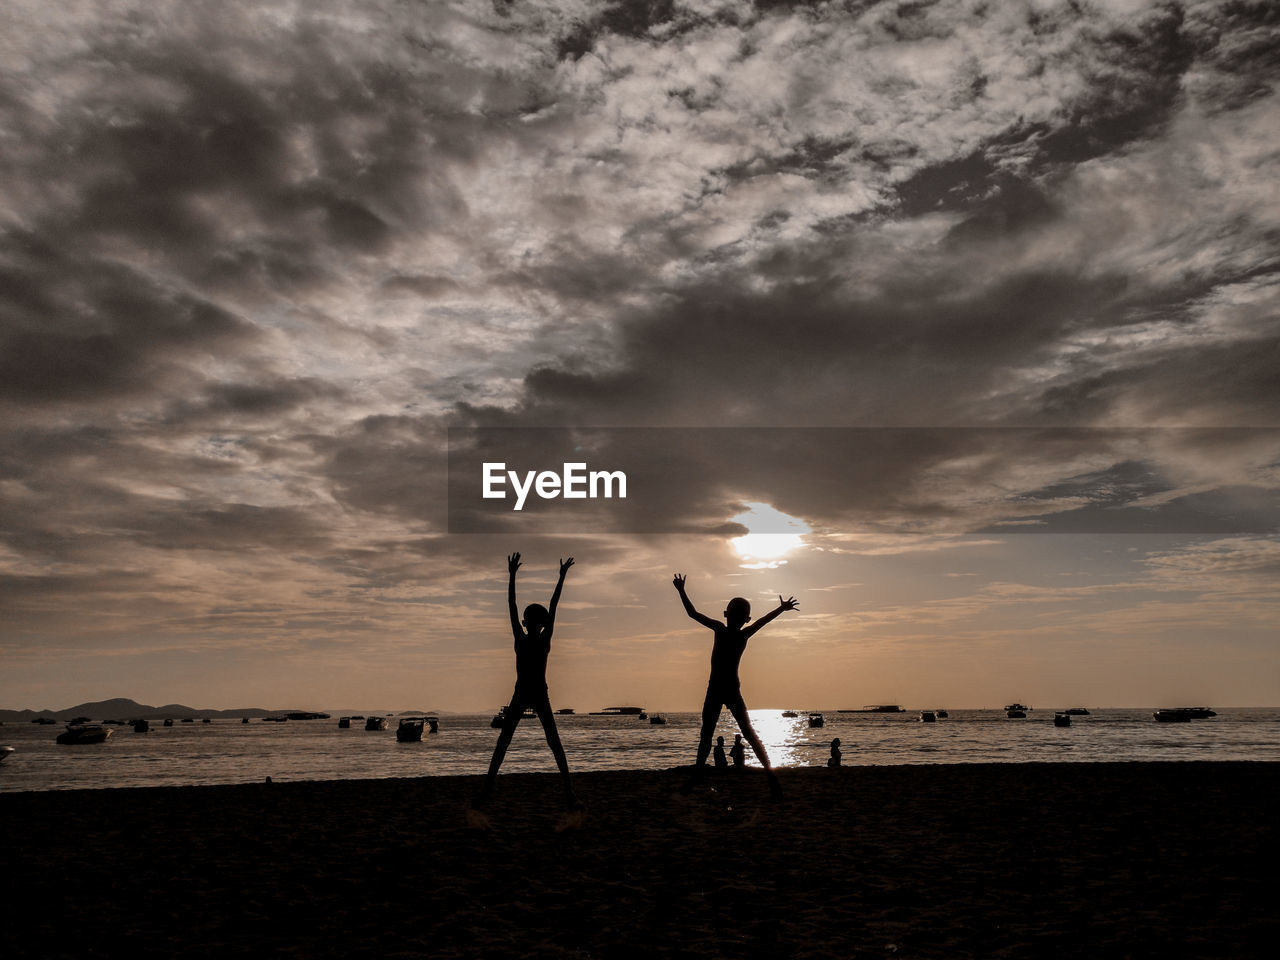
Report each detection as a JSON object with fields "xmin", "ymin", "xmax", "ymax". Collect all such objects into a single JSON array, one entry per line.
[{"xmin": 730, "ymin": 502, "xmax": 811, "ymax": 568}]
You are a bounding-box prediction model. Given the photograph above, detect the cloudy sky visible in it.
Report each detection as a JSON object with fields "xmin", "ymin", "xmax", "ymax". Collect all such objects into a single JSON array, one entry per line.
[{"xmin": 2, "ymin": 0, "xmax": 1277, "ymax": 712}]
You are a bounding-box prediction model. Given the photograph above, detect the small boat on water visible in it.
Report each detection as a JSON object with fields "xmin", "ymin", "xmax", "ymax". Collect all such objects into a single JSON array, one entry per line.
[
  {"xmin": 1053, "ymin": 712, "xmax": 1071, "ymax": 727},
  {"xmin": 241, "ymin": 717, "xmax": 250, "ymax": 724},
  {"xmin": 808, "ymin": 713, "xmax": 825, "ymax": 727},
  {"xmin": 1004, "ymin": 703, "xmax": 1031, "ymax": 712},
  {"xmin": 338, "ymin": 717, "xmax": 351, "ymax": 728},
  {"xmin": 490, "ymin": 706, "xmax": 537, "ymax": 727},
  {"xmin": 781, "ymin": 710, "xmax": 799, "ymax": 718},
  {"xmin": 56, "ymin": 724, "xmax": 113, "ymax": 745},
  {"xmin": 919, "ymin": 711, "xmax": 936, "ymax": 723},
  {"xmin": 649, "ymin": 714, "xmax": 667, "ymax": 725},
  {"xmin": 1154, "ymin": 707, "xmax": 1216, "ymax": 723},
  {"xmin": 555, "ymin": 708, "xmax": 575, "ymax": 715},
  {"xmin": 935, "ymin": 709, "xmax": 949, "ymax": 719},
  {"xmin": 163, "ymin": 719, "xmax": 174, "ymax": 727},
  {"xmin": 838, "ymin": 705, "xmax": 904, "ymax": 713},
  {"xmin": 637, "ymin": 712, "xmax": 648, "ymax": 720},
  {"xmin": 589, "ymin": 706, "xmax": 645, "ymax": 716},
  {"xmin": 1065, "ymin": 707, "xmax": 1090, "ymax": 716},
  {"xmin": 428, "ymin": 717, "xmax": 439, "ymax": 733},
  {"xmin": 132, "ymin": 719, "xmax": 150, "ymax": 733},
  {"xmin": 1007, "ymin": 709, "xmax": 1027, "ymax": 719},
  {"xmin": 364, "ymin": 717, "xmax": 387, "ymax": 731},
  {"xmin": 1, "ymin": 745, "xmax": 14, "ymax": 763},
  {"xmin": 396, "ymin": 718, "xmax": 425, "ymax": 742},
  {"xmin": 263, "ymin": 716, "xmax": 288, "ymax": 723},
  {"xmin": 32, "ymin": 717, "xmax": 57, "ymax": 725}
]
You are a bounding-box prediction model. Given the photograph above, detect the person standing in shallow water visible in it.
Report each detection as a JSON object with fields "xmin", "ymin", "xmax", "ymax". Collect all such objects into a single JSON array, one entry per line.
[
  {"xmin": 673, "ymin": 573, "xmax": 798, "ymax": 799},
  {"xmin": 476, "ymin": 553, "xmax": 579, "ymax": 809}
]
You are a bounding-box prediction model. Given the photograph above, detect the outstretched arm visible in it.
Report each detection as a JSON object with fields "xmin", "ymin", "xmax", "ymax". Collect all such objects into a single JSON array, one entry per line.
[
  {"xmin": 544, "ymin": 557, "xmax": 574, "ymax": 639},
  {"xmin": 507, "ymin": 552, "xmax": 523, "ymax": 645},
  {"xmin": 743, "ymin": 595, "xmax": 799, "ymax": 639},
  {"xmin": 673, "ymin": 574, "xmax": 720, "ymax": 630}
]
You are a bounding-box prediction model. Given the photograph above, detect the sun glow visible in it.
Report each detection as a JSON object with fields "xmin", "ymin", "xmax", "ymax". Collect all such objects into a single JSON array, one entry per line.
[{"xmin": 730, "ymin": 502, "xmax": 811, "ymax": 567}]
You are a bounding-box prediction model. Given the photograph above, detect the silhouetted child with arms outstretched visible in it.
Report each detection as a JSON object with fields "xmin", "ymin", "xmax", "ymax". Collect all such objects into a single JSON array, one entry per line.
[
  {"xmin": 673, "ymin": 573, "xmax": 798, "ymax": 799},
  {"xmin": 476, "ymin": 552, "xmax": 579, "ymax": 810}
]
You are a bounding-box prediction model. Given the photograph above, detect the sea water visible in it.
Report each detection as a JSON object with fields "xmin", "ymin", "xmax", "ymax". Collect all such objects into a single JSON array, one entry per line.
[{"xmin": 2, "ymin": 707, "xmax": 1277, "ymax": 793}]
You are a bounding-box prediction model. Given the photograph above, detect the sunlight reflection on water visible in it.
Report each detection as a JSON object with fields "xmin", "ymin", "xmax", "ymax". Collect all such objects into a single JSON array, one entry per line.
[{"xmin": 3, "ymin": 707, "xmax": 1277, "ymax": 792}]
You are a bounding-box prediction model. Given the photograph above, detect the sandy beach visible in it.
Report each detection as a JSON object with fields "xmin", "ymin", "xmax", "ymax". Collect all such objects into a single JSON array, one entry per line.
[{"xmin": 6, "ymin": 762, "xmax": 1276, "ymax": 959}]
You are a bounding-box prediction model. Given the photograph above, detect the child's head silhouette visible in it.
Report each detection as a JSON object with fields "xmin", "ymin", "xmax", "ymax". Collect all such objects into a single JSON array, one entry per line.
[
  {"xmin": 723, "ymin": 596, "xmax": 752, "ymax": 626},
  {"xmin": 522, "ymin": 602, "xmax": 550, "ymax": 629}
]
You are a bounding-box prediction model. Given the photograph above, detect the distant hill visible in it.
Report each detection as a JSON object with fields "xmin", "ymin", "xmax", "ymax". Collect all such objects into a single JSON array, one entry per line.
[{"xmin": 0, "ymin": 697, "xmax": 303, "ymax": 722}]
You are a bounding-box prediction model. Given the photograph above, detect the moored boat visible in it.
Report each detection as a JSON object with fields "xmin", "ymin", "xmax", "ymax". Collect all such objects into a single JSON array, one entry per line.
[
  {"xmin": 808, "ymin": 713, "xmax": 825, "ymax": 727},
  {"xmin": 396, "ymin": 718, "xmax": 425, "ymax": 742},
  {"xmin": 920, "ymin": 710, "xmax": 936, "ymax": 722},
  {"xmin": 935, "ymin": 709, "xmax": 949, "ymax": 719},
  {"xmin": 589, "ymin": 706, "xmax": 645, "ymax": 716},
  {"xmin": 364, "ymin": 717, "xmax": 387, "ymax": 731},
  {"xmin": 1053, "ymin": 712, "xmax": 1071, "ymax": 727},
  {"xmin": 649, "ymin": 713, "xmax": 667, "ymax": 724},
  {"xmin": 56, "ymin": 724, "xmax": 113, "ymax": 745},
  {"xmin": 1154, "ymin": 707, "xmax": 1216, "ymax": 722}
]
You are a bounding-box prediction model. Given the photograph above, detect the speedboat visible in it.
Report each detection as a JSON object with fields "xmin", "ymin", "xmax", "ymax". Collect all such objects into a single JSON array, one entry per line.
[
  {"xmin": 1065, "ymin": 707, "xmax": 1090, "ymax": 715},
  {"xmin": 56, "ymin": 724, "xmax": 112, "ymax": 745},
  {"xmin": 648, "ymin": 713, "xmax": 667, "ymax": 725},
  {"xmin": 781, "ymin": 710, "xmax": 799, "ymax": 718},
  {"xmin": 808, "ymin": 713, "xmax": 825, "ymax": 727},
  {"xmin": 589, "ymin": 706, "xmax": 645, "ymax": 716},
  {"xmin": 1053, "ymin": 712, "xmax": 1071, "ymax": 727},
  {"xmin": 1007, "ymin": 709, "xmax": 1027, "ymax": 719}
]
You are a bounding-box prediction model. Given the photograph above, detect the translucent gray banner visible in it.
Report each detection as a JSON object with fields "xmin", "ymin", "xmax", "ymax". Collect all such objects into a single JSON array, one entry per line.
[{"xmin": 446, "ymin": 427, "xmax": 1280, "ymax": 535}]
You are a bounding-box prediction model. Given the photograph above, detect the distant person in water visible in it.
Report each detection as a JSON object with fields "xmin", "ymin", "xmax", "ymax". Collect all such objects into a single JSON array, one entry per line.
[
  {"xmin": 713, "ymin": 735, "xmax": 728, "ymax": 770},
  {"xmin": 673, "ymin": 573, "xmax": 798, "ymax": 799},
  {"xmin": 729, "ymin": 733, "xmax": 745, "ymax": 771},
  {"xmin": 476, "ymin": 553, "xmax": 579, "ymax": 809},
  {"xmin": 828, "ymin": 738, "xmax": 842, "ymax": 768}
]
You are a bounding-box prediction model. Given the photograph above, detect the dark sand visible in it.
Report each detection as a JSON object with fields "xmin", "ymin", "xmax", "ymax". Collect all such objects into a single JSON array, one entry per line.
[{"xmin": 6, "ymin": 762, "xmax": 1277, "ymax": 959}]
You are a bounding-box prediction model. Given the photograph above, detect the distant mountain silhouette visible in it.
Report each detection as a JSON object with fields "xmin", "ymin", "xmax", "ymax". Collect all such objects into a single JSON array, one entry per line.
[{"xmin": 0, "ymin": 697, "xmax": 304, "ymax": 722}]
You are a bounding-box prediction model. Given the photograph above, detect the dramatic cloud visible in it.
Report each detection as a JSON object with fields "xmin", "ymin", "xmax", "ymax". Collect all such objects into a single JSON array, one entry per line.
[{"xmin": 1, "ymin": 0, "xmax": 1277, "ymax": 708}]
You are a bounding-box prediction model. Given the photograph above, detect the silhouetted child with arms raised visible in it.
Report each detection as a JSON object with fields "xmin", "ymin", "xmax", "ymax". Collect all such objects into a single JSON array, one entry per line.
[
  {"xmin": 475, "ymin": 552, "xmax": 579, "ymax": 811},
  {"xmin": 673, "ymin": 573, "xmax": 798, "ymax": 800}
]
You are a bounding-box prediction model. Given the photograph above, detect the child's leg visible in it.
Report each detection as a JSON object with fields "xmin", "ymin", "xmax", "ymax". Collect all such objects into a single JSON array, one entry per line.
[
  {"xmin": 694, "ymin": 690, "xmax": 722, "ymax": 773},
  {"xmin": 478, "ymin": 695, "xmax": 524, "ymax": 801},
  {"xmin": 534, "ymin": 699, "xmax": 578, "ymax": 803},
  {"xmin": 727, "ymin": 697, "xmax": 783, "ymax": 798},
  {"xmin": 727, "ymin": 697, "xmax": 771, "ymax": 769}
]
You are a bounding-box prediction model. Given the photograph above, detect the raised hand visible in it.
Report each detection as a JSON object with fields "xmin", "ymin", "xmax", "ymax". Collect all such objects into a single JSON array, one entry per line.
[
  {"xmin": 559, "ymin": 557, "xmax": 575, "ymax": 576},
  {"xmin": 673, "ymin": 573, "xmax": 687, "ymax": 591},
  {"xmin": 779, "ymin": 595, "xmax": 799, "ymax": 611},
  {"xmin": 508, "ymin": 552, "xmax": 522, "ymax": 575}
]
